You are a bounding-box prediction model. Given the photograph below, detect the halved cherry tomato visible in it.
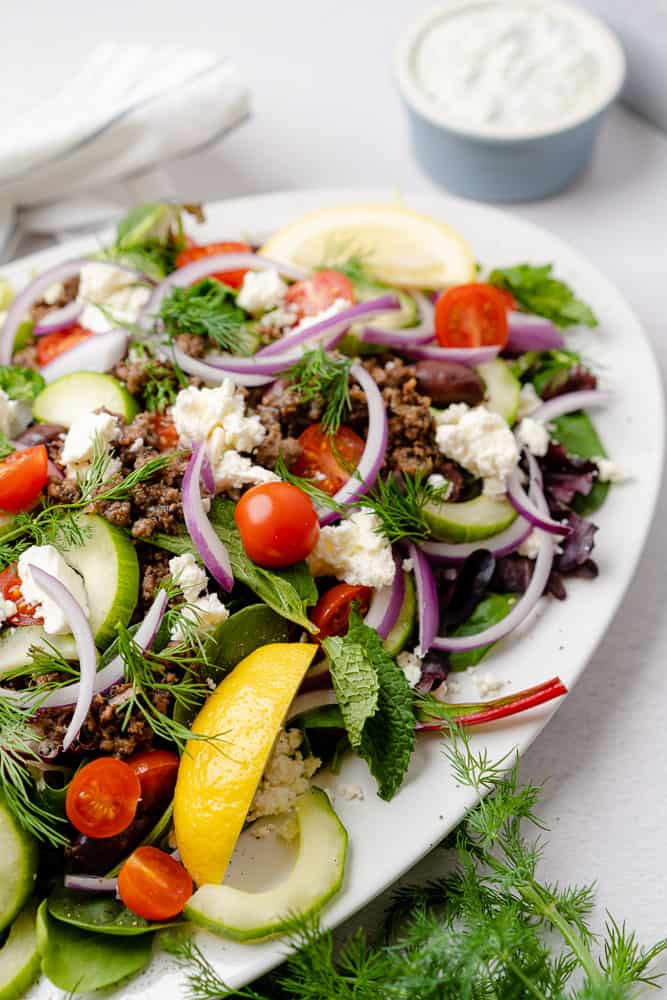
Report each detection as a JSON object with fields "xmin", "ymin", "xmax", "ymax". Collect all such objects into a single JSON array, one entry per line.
[
  {"xmin": 492, "ymin": 286, "xmax": 516, "ymax": 311},
  {"xmin": 127, "ymin": 749, "xmax": 179, "ymax": 814},
  {"xmin": 175, "ymin": 240, "xmax": 251, "ymax": 289},
  {"xmin": 234, "ymin": 482, "xmax": 320, "ymax": 569},
  {"xmin": 434, "ymin": 284, "xmax": 509, "ymax": 350},
  {"xmin": 66, "ymin": 758, "xmax": 141, "ymax": 838},
  {"xmin": 153, "ymin": 415, "xmax": 180, "ymax": 450},
  {"xmin": 291, "ymin": 423, "xmax": 365, "ymax": 496},
  {"xmin": 284, "ymin": 269, "xmax": 355, "ymax": 318},
  {"xmin": 0, "ymin": 445, "xmax": 48, "ymax": 514},
  {"xmin": 118, "ymin": 846, "xmax": 192, "ymax": 921},
  {"xmin": 0, "ymin": 564, "xmax": 42, "ymax": 624},
  {"xmin": 310, "ymin": 583, "xmax": 373, "ymax": 640},
  {"xmin": 36, "ymin": 325, "xmax": 93, "ymax": 366}
]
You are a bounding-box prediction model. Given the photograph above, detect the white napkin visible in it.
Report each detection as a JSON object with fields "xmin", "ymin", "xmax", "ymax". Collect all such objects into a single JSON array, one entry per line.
[{"xmin": 0, "ymin": 43, "xmax": 250, "ymax": 259}]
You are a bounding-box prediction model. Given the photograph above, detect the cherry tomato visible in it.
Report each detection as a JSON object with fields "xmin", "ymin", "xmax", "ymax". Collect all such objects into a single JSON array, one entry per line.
[
  {"xmin": 36, "ymin": 325, "xmax": 93, "ymax": 366},
  {"xmin": 0, "ymin": 564, "xmax": 42, "ymax": 624},
  {"xmin": 127, "ymin": 749, "xmax": 179, "ymax": 814},
  {"xmin": 434, "ymin": 284, "xmax": 509, "ymax": 350},
  {"xmin": 310, "ymin": 583, "xmax": 373, "ymax": 639},
  {"xmin": 492, "ymin": 286, "xmax": 516, "ymax": 312},
  {"xmin": 291, "ymin": 424, "xmax": 365, "ymax": 496},
  {"xmin": 66, "ymin": 758, "xmax": 141, "ymax": 838},
  {"xmin": 234, "ymin": 482, "xmax": 320, "ymax": 569},
  {"xmin": 175, "ymin": 241, "xmax": 251, "ymax": 289},
  {"xmin": 0, "ymin": 445, "xmax": 48, "ymax": 514},
  {"xmin": 284, "ymin": 269, "xmax": 355, "ymax": 318},
  {"xmin": 153, "ymin": 415, "xmax": 179, "ymax": 450},
  {"xmin": 118, "ymin": 846, "xmax": 193, "ymax": 921}
]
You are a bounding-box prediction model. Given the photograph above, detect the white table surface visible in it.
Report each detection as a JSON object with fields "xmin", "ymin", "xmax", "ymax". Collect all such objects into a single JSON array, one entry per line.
[{"xmin": 3, "ymin": 0, "xmax": 667, "ymax": 978}]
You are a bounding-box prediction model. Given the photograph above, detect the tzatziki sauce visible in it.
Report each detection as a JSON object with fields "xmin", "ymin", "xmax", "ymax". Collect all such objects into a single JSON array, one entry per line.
[{"xmin": 413, "ymin": 2, "xmax": 600, "ymax": 133}]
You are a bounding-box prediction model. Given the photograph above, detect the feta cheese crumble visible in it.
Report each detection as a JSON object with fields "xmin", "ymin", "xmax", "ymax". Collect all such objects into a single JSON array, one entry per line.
[
  {"xmin": 169, "ymin": 593, "xmax": 229, "ymax": 642},
  {"xmin": 472, "ymin": 672, "xmax": 505, "ymax": 698},
  {"xmin": 292, "ymin": 297, "xmax": 352, "ymax": 334},
  {"xmin": 0, "ymin": 388, "xmax": 31, "ymax": 438},
  {"xmin": 207, "ymin": 448, "xmax": 279, "ymax": 492},
  {"xmin": 518, "ymin": 529, "xmax": 543, "ymax": 560},
  {"xmin": 434, "ymin": 403, "xmax": 519, "ymax": 495},
  {"xmin": 593, "ymin": 457, "xmax": 627, "ymax": 483},
  {"xmin": 61, "ymin": 411, "xmax": 120, "ymax": 479},
  {"xmin": 307, "ymin": 510, "xmax": 396, "ymax": 588},
  {"xmin": 517, "ymin": 382, "xmax": 541, "ymax": 418},
  {"xmin": 516, "ymin": 417, "xmax": 550, "ymax": 457},
  {"xmin": 77, "ymin": 262, "xmax": 151, "ymax": 333},
  {"xmin": 247, "ymin": 728, "xmax": 321, "ymax": 825},
  {"xmin": 334, "ymin": 783, "xmax": 365, "ymax": 802},
  {"xmin": 18, "ymin": 544, "xmax": 89, "ymax": 635},
  {"xmin": 237, "ymin": 270, "xmax": 287, "ymax": 314},
  {"xmin": 396, "ymin": 650, "xmax": 423, "ymax": 688},
  {"xmin": 168, "ymin": 553, "xmax": 207, "ymax": 604}
]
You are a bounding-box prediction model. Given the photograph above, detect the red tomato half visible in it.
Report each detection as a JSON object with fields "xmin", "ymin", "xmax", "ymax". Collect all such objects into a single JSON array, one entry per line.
[
  {"xmin": 175, "ymin": 241, "xmax": 251, "ymax": 289},
  {"xmin": 291, "ymin": 424, "xmax": 365, "ymax": 496},
  {"xmin": 434, "ymin": 284, "xmax": 509, "ymax": 350},
  {"xmin": 284, "ymin": 269, "xmax": 355, "ymax": 318},
  {"xmin": 0, "ymin": 445, "xmax": 48, "ymax": 514},
  {"xmin": 118, "ymin": 846, "xmax": 192, "ymax": 921},
  {"xmin": 234, "ymin": 482, "xmax": 320, "ymax": 569},
  {"xmin": 153, "ymin": 415, "xmax": 180, "ymax": 451},
  {"xmin": 0, "ymin": 564, "xmax": 42, "ymax": 624},
  {"xmin": 127, "ymin": 749, "xmax": 179, "ymax": 814},
  {"xmin": 66, "ymin": 758, "xmax": 141, "ymax": 838},
  {"xmin": 310, "ymin": 583, "xmax": 373, "ymax": 640},
  {"xmin": 36, "ymin": 325, "xmax": 93, "ymax": 366}
]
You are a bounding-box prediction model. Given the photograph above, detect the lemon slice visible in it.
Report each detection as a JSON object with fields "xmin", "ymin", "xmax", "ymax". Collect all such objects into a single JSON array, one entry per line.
[
  {"xmin": 173, "ymin": 642, "xmax": 317, "ymax": 887},
  {"xmin": 260, "ymin": 203, "xmax": 475, "ymax": 288}
]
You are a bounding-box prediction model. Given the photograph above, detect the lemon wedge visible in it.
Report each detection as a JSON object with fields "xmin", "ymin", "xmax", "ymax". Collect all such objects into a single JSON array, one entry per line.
[
  {"xmin": 173, "ymin": 642, "xmax": 317, "ymax": 887},
  {"xmin": 260, "ymin": 202, "xmax": 475, "ymax": 288}
]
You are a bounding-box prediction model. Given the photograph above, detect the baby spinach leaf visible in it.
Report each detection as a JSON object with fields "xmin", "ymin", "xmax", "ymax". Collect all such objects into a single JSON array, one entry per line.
[
  {"xmin": 489, "ymin": 264, "xmax": 597, "ymax": 328},
  {"xmin": 209, "ymin": 603, "xmax": 292, "ymax": 678},
  {"xmin": 48, "ymin": 885, "xmax": 180, "ymax": 936},
  {"xmin": 0, "ymin": 364, "xmax": 45, "ymax": 402},
  {"xmin": 550, "ymin": 411, "xmax": 609, "ymax": 515},
  {"xmin": 36, "ymin": 899, "xmax": 152, "ymax": 992},
  {"xmin": 449, "ymin": 593, "xmax": 517, "ymax": 672}
]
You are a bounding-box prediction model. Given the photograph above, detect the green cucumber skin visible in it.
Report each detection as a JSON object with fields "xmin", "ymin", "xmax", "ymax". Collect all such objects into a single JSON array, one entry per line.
[
  {"xmin": 32, "ymin": 372, "xmax": 139, "ymax": 427},
  {"xmin": 0, "ymin": 795, "xmax": 38, "ymax": 934},
  {"xmin": 383, "ymin": 572, "xmax": 417, "ymax": 657},
  {"xmin": 476, "ymin": 359, "xmax": 521, "ymax": 426},
  {"xmin": 0, "ymin": 904, "xmax": 41, "ymax": 1000},
  {"xmin": 424, "ymin": 495, "xmax": 517, "ymax": 543}
]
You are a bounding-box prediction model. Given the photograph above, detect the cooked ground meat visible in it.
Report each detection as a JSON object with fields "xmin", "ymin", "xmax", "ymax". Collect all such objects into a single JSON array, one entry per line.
[
  {"xmin": 253, "ymin": 417, "xmax": 303, "ymax": 470},
  {"xmin": 12, "ymin": 344, "xmax": 39, "ymax": 369},
  {"xmin": 31, "ymin": 276, "xmax": 79, "ymax": 323},
  {"xmin": 175, "ymin": 332, "xmax": 207, "ymax": 358},
  {"xmin": 137, "ymin": 546, "xmax": 171, "ymax": 611}
]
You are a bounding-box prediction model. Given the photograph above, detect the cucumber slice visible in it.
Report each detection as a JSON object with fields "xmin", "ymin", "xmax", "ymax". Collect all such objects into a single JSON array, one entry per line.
[
  {"xmin": 476, "ymin": 359, "xmax": 521, "ymax": 426},
  {"xmin": 424, "ymin": 494, "xmax": 517, "ymax": 543},
  {"xmin": 0, "ymin": 628, "xmax": 78, "ymax": 678},
  {"xmin": 0, "ymin": 794, "xmax": 38, "ymax": 933},
  {"xmin": 0, "ymin": 904, "xmax": 40, "ymax": 1000},
  {"xmin": 185, "ymin": 788, "xmax": 347, "ymax": 941},
  {"xmin": 64, "ymin": 515, "xmax": 139, "ymax": 649},
  {"xmin": 32, "ymin": 372, "xmax": 139, "ymax": 428},
  {"xmin": 339, "ymin": 283, "xmax": 419, "ymax": 356},
  {"xmin": 383, "ymin": 572, "xmax": 416, "ymax": 657}
]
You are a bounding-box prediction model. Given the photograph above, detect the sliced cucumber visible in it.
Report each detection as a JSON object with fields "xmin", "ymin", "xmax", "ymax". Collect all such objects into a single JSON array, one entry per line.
[
  {"xmin": 0, "ymin": 627, "xmax": 78, "ymax": 678},
  {"xmin": 185, "ymin": 788, "xmax": 347, "ymax": 941},
  {"xmin": 0, "ymin": 794, "xmax": 38, "ymax": 933},
  {"xmin": 64, "ymin": 515, "xmax": 139, "ymax": 649},
  {"xmin": 383, "ymin": 572, "xmax": 416, "ymax": 657},
  {"xmin": 32, "ymin": 372, "xmax": 139, "ymax": 428},
  {"xmin": 424, "ymin": 494, "xmax": 517, "ymax": 543},
  {"xmin": 339, "ymin": 282, "xmax": 419, "ymax": 356},
  {"xmin": 0, "ymin": 904, "xmax": 41, "ymax": 1000},
  {"xmin": 476, "ymin": 359, "xmax": 521, "ymax": 426}
]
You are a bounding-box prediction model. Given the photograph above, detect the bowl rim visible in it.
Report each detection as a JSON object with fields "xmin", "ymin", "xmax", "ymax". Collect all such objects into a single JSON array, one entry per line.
[{"xmin": 395, "ymin": 0, "xmax": 626, "ymax": 143}]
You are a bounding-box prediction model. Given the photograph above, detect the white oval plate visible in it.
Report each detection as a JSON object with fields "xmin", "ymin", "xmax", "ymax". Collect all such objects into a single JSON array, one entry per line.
[{"xmin": 17, "ymin": 189, "xmax": 663, "ymax": 998}]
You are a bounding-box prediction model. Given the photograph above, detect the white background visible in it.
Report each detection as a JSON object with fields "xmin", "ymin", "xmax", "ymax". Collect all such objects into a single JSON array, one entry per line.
[{"xmin": 2, "ymin": 0, "xmax": 666, "ymax": 978}]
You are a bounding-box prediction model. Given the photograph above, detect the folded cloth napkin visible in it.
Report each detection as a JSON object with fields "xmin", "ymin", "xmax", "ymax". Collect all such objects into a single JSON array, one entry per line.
[{"xmin": 0, "ymin": 42, "xmax": 250, "ymax": 259}]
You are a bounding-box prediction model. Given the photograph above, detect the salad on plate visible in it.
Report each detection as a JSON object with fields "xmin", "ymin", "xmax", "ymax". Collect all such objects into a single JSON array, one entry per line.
[{"xmin": 0, "ymin": 201, "xmax": 621, "ymax": 996}]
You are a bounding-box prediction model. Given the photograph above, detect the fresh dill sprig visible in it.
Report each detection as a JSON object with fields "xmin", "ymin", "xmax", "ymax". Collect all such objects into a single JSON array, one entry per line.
[
  {"xmin": 274, "ymin": 454, "xmax": 347, "ymax": 513},
  {"xmin": 0, "ymin": 694, "xmax": 69, "ymax": 846},
  {"xmin": 3, "ymin": 641, "xmax": 81, "ymax": 692},
  {"xmin": 129, "ymin": 339, "xmax": 188, "ymax": 413},
  {"xmin": 357, "ymin": 471, "xmax": 452, "ymax": 544},
  {"xmin": 160, "ymin": 278, "xmax": 250, "ymax": 353},
  {"xmin": 282, "ymin": 346, "xmax": 353, "ymax": 435},
  {"xmin": 162, "ymin": 931, "xmax": 265, "ymax": 999}
]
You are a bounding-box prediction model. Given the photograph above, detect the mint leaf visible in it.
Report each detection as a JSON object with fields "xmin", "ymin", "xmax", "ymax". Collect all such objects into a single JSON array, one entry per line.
[
  {"xmin": 322, "ymin": 631, "xmax": 379, "ymax": 748},
  {"xmin": 489, "ymin": 264, "xmax": 597, "ymax": 329},
  {"xmin": 0, "ymin": 364, "xmax": 45, "ymax": 402}
]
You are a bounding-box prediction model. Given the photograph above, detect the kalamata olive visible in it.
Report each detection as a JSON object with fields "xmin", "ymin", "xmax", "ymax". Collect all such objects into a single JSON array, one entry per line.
[
  {"xmin": 415, "ymin": 360, "xmax": 485, "ymax": 406},
  {"xmin": 440, "ymin": 549, "xmax": 496, "ymax": 628},
  {"xmin": 65, "ymin": 813, "xmax": 154, "ymax": 875}
]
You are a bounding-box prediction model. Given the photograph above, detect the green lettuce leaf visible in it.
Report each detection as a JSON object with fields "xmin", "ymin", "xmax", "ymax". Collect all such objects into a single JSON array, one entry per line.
[
  {"xmin": 489, "ymin": 264, "xmax": 597, "ymax": 329},
  {"xmin": 550, "ymin": 411, "xmax": 610, "ymax": 515},
  {"xmin": 449, "ymin": 593, "xmax": 517, "ymax": 672}
]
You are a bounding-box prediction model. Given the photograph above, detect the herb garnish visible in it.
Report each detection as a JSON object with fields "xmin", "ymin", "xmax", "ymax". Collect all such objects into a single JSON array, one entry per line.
[
  {"xmin": 489, "ymin": 263, "xmax": 598, "ymax": 329},
  {"xmin": 0, "ymin": 364, "xmax": 45, "ymax": 401},
  {"xmin": 282, "ymin": 346, "xmax": 353, "ymax": 436},
  {"xmin": 274, "ymin": 455, "xmax": 347, "ymax": 515},
  {"xmin": 129, "ymin": 339, "xmax": 189, "ymax": 413},
  {"xmin": 358, "ymin": 471, "xmax": 451, "ymax": 544},
  {"xmin": 100, "ymin": 202, "xmax": 202, "ymax": 280},
  {"xmin": 0, "ymin": 431, "xmax": 15, "ymax": 459},
  {"xmin": 160, "ymin": 278, "xmax": 250, "ymax": 353}
]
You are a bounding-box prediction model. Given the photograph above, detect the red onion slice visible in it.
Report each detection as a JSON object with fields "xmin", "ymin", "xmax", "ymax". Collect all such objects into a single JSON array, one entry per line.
[
  {"xmin": 408, "ymin": 543, "xmax": 439, "ymax": 656},
  {"xmin": 171, "ymin": 346, "xmax": 275, "ymax": 387},
  {"xmin": 33, "ymin": 300, "xmax": 83, "ymax": 336},
  {"xmin": 507, "ymin": 466, "xmax": 570, "ymax": 536},
  {"xmin": 64, "ymin": 875, "xmax": 118, "ymax": 894},
  {"xmin": 286, "ymin": 688, "xmax": 339, "ymax": 724},
  {"xmin": 506, "ymin": 312, "xmax": 565, "ymax": 353},
  {"xmin": 420, "ymin": 515, "xmax": 533, "ymax": 566},
  {"xmin": 532, "ymin": 389, "xmax": 611, "ymax": 424},
  {"xmin": 40, "ymin": 330, "xmax": 129, "ymax": 383},
  {"xmin": 257, "ymin": 294, "xmax": 401, "ymax": 358},
  {"xmin": 399, "ymin": 342, "xmax": 500, "ymax": 366},
  {"xmin": 182, "ymin": 443, "xmax": 234, "ymax": 591},
  {"xmin": 363, "ymin": 552, "xmax": 405, "ymax": 638},
  {"xmin": 26, "ymin": 566, "xmax": 97, "ymax": 751},
  {"xmin": 359, "ymin": 290, "xmax": 434, "ymax": 348},
  {"xmin": 318, "ymin": 363, "xmax": 388, "ymax": 526}
]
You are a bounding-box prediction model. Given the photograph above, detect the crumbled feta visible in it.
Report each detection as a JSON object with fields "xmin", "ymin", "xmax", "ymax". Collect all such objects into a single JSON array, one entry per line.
[
  {"xmin": 172, "ymin": 382, "xmax": 265, "ymax": 451},
  {"xmin": 292, "ymin": 297, "xmax": 352, "ymax": 334},
  {"xmin": 517, "ymin": 382, "xmax": 541, "ymax": 418},
  {"xmin": 247, "ymin": 728, "xmax": 320, "ymax": 823},
  {"xmin": 42, "ymin": 281, "xmax": 64, "ymax": 306},
  {"xmin": 61, "ymin": 411, "xmax": 120, "ymax": 478},
  {"xmin": 397, "ymin": 650, "xmax": 423, "ymax": 688},
  {"xmin": 307, "ymin": 510, "xmax": 396, "ymax": 588},
  {"xmin": 168, "ymin": 553, "xmax": 208, "ymax": 604},
  {"xmin": 516, "ymin": 417, "xmax": 550, "ymax": 457},
  {"xmin": 434, "ymin": 403, "xmax": 519, "ymax": 495},
  {"xmin": 473, "ymin": 672, "xmax": 504, "ymax": 698},
  {"xmin": 77, "ymin": 262, "xmax": 151, "ymax": 333},
  {"xmin": 259, "ymin": 305, "xmax": 298, "ymax": 330},
  {"xmin": 237, "ymin": 270, "xmax": 287, "ymax": 314},
  {"xmin": 169, "ymin": 592, "xmax": 229, "ymax": 641},
  {"xmin": 334, "ymin": 783, "xmax": 364, "ymax": 802},
  {"xmin": 0, "ymin": 598, "xmax": 17, "ymax": 624},
  {"xmin": 0, "ymin": 389, "xmax": 32, "ymax": 438},
  {"xmin": 208, "ymin": 448, "xmax": 279, "ymax": 492},
  {"xmin": 593, "ymin": 457, "xmax": 627, "ymax": 483},
  {"xmin": 402, "ymin": 557, "xmax": 414, "ymax": 573},
  {"xmin": 518, "ymin": 529, "xmax": 543, "ymax": 560},
  {"xmin": 18, "ymin": 544, "xmax": 89, "ymax": 635}
]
